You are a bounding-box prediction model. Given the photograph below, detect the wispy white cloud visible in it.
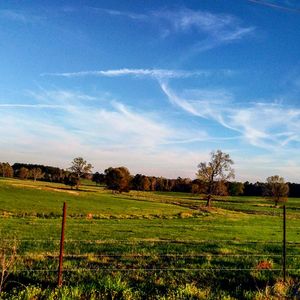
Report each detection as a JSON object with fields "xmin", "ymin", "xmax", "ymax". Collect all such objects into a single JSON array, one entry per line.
[
  {"xmin": 41, "ymin": 68, "xmax": 212, "ymax": 79},
  {"xmin": 160, "ymin": 82, "xmax": 237, "ymax": 131},
  {"xmin": 0, "ymin": 104, "xmax": 63, "ymax": 109},
  {"xmin": 87, "ymin": 7, "xmax": 147, "ymax": 20},
  {"xmin": 247, "ymin": 0, "xmax": 300, "ymax": 13},
  {"xmin": 9, "ymin": 88, "xmax": 213, "ymax": 148},
  {"xmin": 22, "ymin": 89, "xmax": 173, "ymax": 148},
  {"xmin": 3, "ymin": 86, "xmax": 300, "ymax": 181},
  {"xmin": 153, "ymin": 8, "xmax": 254, "ymax": 40},
  {"xmin": 0, "ymin": 88, "xmax": 212, "ymax": 177},
  {"xmin": 41, "ymin": 68, "xmax": 300, "ymax": 155},
  {"xmin": 164, "ymin": 8, "xmax": 255, "ymax": 53},
  {"xmin": 160, "ymin": 81, "xmax": 300, "ymax": 150},
  {"xmin": 91, "ymin": 7, "xmax": 254, "ymax": 51},
  {"xmin": 27, "ymin": 89, "xmax": 97, "ymax": 102}
]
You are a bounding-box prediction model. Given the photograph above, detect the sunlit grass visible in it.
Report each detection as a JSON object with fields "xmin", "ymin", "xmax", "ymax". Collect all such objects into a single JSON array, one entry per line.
[{"xmin": 0, "ymin": 177, "xmax": 300, "ymax": 299}]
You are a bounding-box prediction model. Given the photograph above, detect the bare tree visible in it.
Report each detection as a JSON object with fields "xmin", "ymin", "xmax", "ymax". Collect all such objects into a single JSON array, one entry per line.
[
  {"xmin": 197, "ymin": 150, "xmax": 234, "ymax": 207},
  {"xmin": 30, "ymin": 168, "xmax": 44, "ymax": 182},
  {"xmin": 265, "ymin": 175, "xmax": 289, "ymax": 207}
]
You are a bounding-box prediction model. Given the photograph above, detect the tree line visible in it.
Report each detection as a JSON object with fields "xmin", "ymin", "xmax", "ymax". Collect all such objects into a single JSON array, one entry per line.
[
  {"xmin": 92, "ymin": 167, "xmax": 244, "ymax": 196},
  {"xmin": 0, "ymin": 151, "xmax": 295, "ymax": 203}
]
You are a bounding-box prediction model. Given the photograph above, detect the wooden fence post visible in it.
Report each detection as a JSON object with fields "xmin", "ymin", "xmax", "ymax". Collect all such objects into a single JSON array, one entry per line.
[{"xmin": 58, "ymin": 202, "xmax": 67, "ymax": 287}]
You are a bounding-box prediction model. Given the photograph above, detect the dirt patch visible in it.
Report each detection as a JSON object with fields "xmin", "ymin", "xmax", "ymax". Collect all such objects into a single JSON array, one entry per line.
[
  {"xmin": 50, "ymin": 188, "xmax": 79, "ymax": 195},
  {"xmin": 9, "ymin": 183, "xmax": 79, "ymax": 195},
  {"xmin": 10, "ymin": 183, "xmax": 37, "ymax": 188},
  {"xmin": 254, "ymin": 204, "xmax": 273, "ymax": 207}
]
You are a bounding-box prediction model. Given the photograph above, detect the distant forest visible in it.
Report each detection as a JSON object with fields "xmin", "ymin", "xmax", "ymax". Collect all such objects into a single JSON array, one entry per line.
[{"xmin": 1, "ymin": 161, "xmax": 300, "ymax": 197}]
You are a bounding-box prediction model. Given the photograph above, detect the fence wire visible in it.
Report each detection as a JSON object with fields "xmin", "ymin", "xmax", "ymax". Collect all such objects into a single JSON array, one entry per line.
[
  {"xmin": 1, "ymin": 268, "xmax": 298, "ymax": 273},
  {"xmin": 6, "ymin": 253, "xmax": 294, "ymax": 258},
  {"xmin": 2, "ymin": 238, "xmax": 300, "ymax": 245},
  {"xmin": 0, "ymin": 204, "xmax": 298, "ymax": 281}
]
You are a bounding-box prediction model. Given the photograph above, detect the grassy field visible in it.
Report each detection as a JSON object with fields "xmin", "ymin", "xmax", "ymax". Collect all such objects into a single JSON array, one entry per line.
[{"xmin": 0, "ymin": 177, "xmax": 300, "ymax": 299}]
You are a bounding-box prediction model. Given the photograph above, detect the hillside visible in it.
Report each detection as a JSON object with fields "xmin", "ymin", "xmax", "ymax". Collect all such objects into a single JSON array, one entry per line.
[{"xmin": 0, "ymin": 178, "xmax": 299, "ymax": 299}]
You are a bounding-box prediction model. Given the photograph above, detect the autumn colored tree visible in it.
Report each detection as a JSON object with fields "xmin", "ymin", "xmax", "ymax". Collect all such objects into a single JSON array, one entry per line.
[
  {"xmin": 105, "ymin": 167, "xmax": 131, "ymax": 192},
  {"xmin": 265, "ymin": 175, "xmax": 289, "ymax": 207},
  {"xmin": 155, "ymin": 177, "xmax": 165, "ymax": 191},
  {"xmin": 141, "ymin": 176, "xmax": 151, "ymax": 191},
  {"xmin": 18, "ymin": 167, "xmax": 29, "ymax": 180},
  {"xmin": 191, "ymin": 179, "xmax": 206, "ymax": 195},
  {"xmin": 149, "ymin": 177, "xmax": 157, "ymax": 191},
  {"xmin": 196, "ymin": 150, "xmax": 234, "ymax": 207},
  {"xmin": 131, "ymin": 174, "xmax": 151, "ymax": 191},
  {"xmin": 0, "ymin": 163, "xmax": 13, "ymax": 178}
]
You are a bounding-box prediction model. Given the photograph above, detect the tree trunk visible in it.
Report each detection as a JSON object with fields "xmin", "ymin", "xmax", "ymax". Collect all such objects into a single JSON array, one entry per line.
[{"xmin": 206, "ymin": 195, "xmax": 212, "ymax": 207}]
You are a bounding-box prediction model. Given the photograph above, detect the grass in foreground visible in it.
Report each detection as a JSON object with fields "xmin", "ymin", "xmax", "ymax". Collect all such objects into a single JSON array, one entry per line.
[{"xmin": 0, "ymin": 178, "xmax": 300, "ymax": 299}]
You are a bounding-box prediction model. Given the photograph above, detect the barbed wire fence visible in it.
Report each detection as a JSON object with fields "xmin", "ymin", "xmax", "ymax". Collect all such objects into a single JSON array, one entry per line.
[{"xmin": 0, "ymin": 203, "xmax": 298, "ymax": 288}]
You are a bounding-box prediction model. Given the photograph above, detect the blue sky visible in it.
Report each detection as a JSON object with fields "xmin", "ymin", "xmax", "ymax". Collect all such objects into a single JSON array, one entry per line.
[{"xmin": 1, "ymin": 0, "xmax": 300, "ymax": 181}]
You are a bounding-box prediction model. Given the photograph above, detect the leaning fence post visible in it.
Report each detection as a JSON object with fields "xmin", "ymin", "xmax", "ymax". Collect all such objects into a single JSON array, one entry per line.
[
  {"xmin": 283, "ymin": 204, "xmax": 286, "ymax": 283},
  {"xmin": 58, "ymin": 202, "xmax": 67, "ymax": 287}
]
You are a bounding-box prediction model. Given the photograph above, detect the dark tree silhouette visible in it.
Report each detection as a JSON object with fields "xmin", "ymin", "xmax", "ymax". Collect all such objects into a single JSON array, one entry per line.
[{"xmin": 105, "ymin": 167, "xmax": 131, "ymax": 192}]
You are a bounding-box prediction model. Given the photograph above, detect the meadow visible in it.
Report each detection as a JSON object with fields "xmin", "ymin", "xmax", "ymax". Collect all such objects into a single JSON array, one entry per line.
[{"xmin": 0, "ymin": 177, "xmax": 300, "ymax": 299}]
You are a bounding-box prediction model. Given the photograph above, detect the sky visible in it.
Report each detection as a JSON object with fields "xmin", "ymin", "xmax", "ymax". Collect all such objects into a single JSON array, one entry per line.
[{"xmin": 1, "ymin": 0, "xmax": 300, "ymax": 182}]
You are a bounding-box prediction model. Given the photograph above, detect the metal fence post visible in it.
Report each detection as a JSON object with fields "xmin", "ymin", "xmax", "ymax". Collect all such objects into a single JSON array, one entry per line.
[
  {"xmin": 58, "ymin": 202, "xmax": 67, "ymax": 287},
  {"xmin": 283, "ymin": 204, "xmax": 286, "ymax": 283}
]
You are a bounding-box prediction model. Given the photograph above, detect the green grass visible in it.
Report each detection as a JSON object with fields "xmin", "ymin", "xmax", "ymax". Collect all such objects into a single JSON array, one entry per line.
[
  {"xmin": 0, "ymin": 178, "xmax": 193, "ymax": 218},
  {"xmin": 0, "ymin": 177, "xmax": 300, "ymax": 299}
]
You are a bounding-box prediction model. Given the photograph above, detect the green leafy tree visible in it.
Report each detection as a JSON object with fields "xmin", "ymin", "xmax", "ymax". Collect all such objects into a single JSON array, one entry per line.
[
  {"xmin": 64, "ymin": 173, "xmax": 80, "ymax": 190},
  {"xmin": 92, "ymin": 172, "xmax": 105, "ymax": 186},
  {"xmin": 131, "ymin": 174, "xmax": 144, "ymax": 191},
  {"xmin": 196, "ymin": 150, "xmax": 234, "ymax": 207},
  {"xmin": 69, "ymin": 157, "xmax": 93, "ymax": 189},
  {"xmin": 229, "ymin": 182, "xmax": 244, "ymax": 196},
  {"xmin": 265, "ymin": 175, "xmax": 289, "ymax": 207}
]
